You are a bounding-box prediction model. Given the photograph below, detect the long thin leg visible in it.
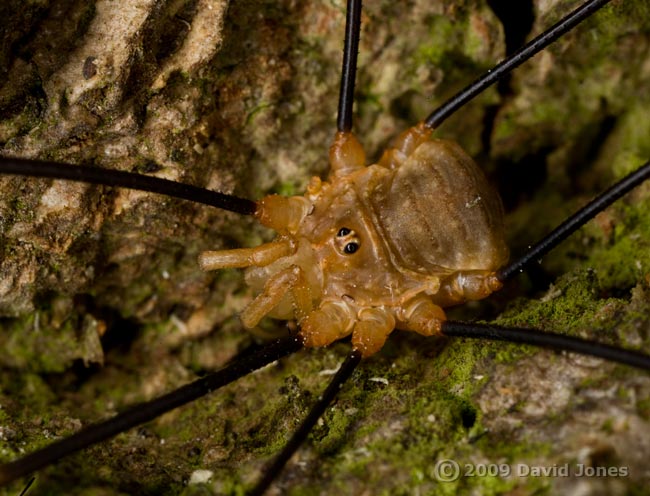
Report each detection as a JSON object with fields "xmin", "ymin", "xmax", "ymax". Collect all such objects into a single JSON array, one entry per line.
[
  {"xmin": 497, "ymin": 159, "xmax": 650, "ymax": 282},
  {"xmin": 424, "ymin": 0, "xmax": 613, "ymax": 129},
  {"xmin": 0, "ymin": 157, "xmax": 256, "ymax": 215},
  {"xmin": 336, "ymin": 0, "xmax": 362, "ymax": 134},
  {"xmin": 441, "ymin": 321, "xmax": 650, "ymax": 371},
  {"xmin": 328, "ymin": 0, "xmax": 366, "ymax": 178},
  {"xmin": 249, "ymin": 350, "xmax": 362, "ymax": 496},
  {"xmin": 0, "ymin": 337, "xmax": 302, "ymax": 487}
]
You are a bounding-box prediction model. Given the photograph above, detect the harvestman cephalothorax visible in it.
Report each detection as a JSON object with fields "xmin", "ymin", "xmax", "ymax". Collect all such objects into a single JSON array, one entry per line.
[{"xmin": 1, "ymin": 0, "xmax": 650, "ymax": 494}]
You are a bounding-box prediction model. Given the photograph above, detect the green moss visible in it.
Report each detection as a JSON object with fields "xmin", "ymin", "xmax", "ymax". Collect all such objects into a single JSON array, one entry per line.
[
  {"xmin": 496, "ymin": 270, "xmax": 604, "ymax": 332},
  {"xmin": 244, "ymin": 102, "xmax": 274, "ymax": 127},
  {"xmin": 637, "ymin": 398, "xmax": 650, "ymax": 420},
  {"xmin": 583, "ymin": 199, "xmax": 650, "ymax": 291},
  {"xmin": 0, "ymin": 312, "xmax": 99, "ymax": 373},
  {"xmin": 417, "ymin": 16, "xmax": 458, "ymax": 67},
  {"xmin": 273, "ymin": 181, "xmax": 297, "ymax": 197}
]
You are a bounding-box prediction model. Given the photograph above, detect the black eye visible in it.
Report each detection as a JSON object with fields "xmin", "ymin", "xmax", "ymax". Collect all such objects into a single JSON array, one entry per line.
[
  {"xmin": 344, "ymin": 242, "xmax": 359, "ymax": 254},
  {"xmin": 337, "ymin": 227, "xmax": 351, "ymax": 237}
]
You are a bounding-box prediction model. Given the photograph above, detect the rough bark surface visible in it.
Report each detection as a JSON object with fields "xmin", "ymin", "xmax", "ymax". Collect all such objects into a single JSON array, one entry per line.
[{"xmin": 1, "ymin": 0, "xmax": 650, "ymax": 495}]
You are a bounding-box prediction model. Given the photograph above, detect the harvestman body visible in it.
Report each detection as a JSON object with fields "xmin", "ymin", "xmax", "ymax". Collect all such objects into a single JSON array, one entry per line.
[{"xmin": 199, "ymin": 124, "xmax": 507, "ymax": 355}]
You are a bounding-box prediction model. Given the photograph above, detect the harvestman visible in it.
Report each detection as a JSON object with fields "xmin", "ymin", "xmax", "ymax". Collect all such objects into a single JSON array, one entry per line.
[{"xmin": 1, "ymin": 0, "xmax": 648, "ymax": 494}]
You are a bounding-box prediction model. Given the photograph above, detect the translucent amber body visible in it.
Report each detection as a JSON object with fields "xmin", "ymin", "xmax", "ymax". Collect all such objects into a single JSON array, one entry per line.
[{"xmin": 199, "ymin": 123, "xmax": 508, "ymax": 356}]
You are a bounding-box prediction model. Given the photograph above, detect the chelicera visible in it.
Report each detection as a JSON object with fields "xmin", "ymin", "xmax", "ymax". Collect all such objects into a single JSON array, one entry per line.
[{"xmin": 1, "ymin": 0, "xmax": 650, "ymax": 494}]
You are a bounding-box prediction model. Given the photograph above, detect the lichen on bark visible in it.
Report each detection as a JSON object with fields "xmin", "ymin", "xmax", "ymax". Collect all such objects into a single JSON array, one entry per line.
[{"xmin": 1, "ymin": 0, "xmax": 650, "ymax": 495}]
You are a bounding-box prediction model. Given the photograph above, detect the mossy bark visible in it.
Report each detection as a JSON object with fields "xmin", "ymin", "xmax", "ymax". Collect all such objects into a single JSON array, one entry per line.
[{"xmin": 1, "ymin": 0, "xmax": 650, "ymax": 495}]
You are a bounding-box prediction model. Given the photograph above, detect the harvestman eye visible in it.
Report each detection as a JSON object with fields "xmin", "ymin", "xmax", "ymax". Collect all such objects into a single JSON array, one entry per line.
[
  {"xmin": 343, "ymin": 241, "xmax": 359, "ymax": 254},
  {"xmin": 336, "ymin": 226, "xmax": 359, "ymax": 254},
  {"xmin": 343, "ymin": 243, "xmax": 359, "ymax": 255}
]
